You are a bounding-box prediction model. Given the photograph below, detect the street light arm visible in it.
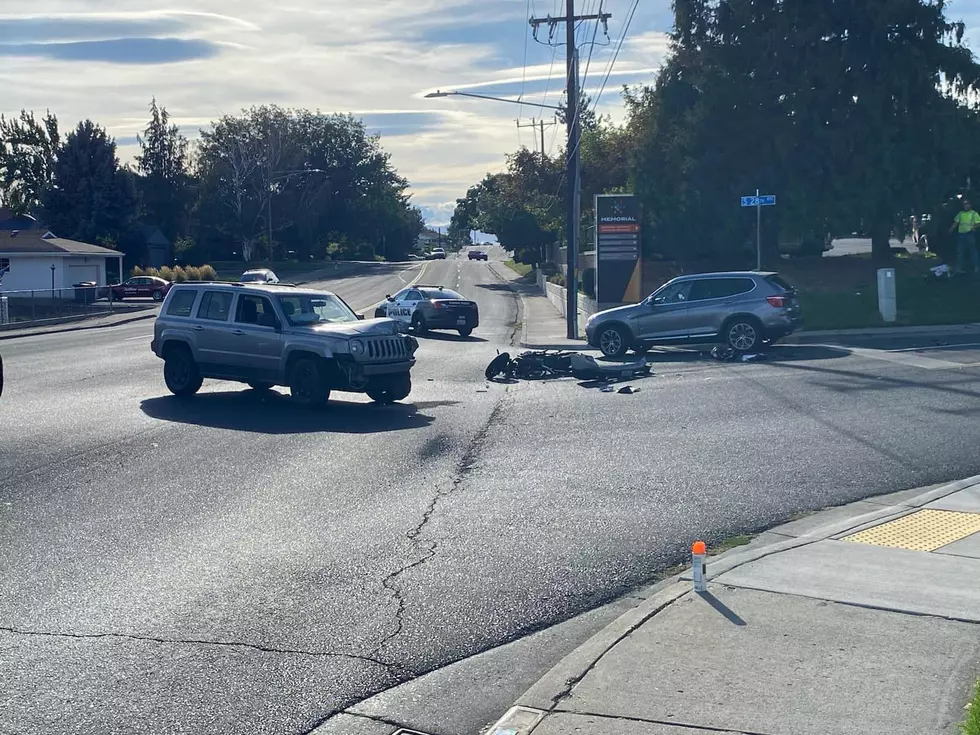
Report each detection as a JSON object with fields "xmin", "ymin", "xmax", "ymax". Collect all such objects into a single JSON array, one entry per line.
[{"xmin": 425, "ymin": 90, "xmax": 561, "ymax": 111}]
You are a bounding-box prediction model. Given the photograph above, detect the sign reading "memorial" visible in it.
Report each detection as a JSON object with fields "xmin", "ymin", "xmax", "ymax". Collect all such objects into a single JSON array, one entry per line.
[{"xmin": 595, "ymin": 194, "xmax": 642, "ymax": 305}]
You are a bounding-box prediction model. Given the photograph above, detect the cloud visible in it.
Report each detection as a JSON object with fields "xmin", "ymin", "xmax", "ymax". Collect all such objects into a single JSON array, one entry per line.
[{"xmin": 0, "ymin": 38, "xmax": 223, "ymax": 64}]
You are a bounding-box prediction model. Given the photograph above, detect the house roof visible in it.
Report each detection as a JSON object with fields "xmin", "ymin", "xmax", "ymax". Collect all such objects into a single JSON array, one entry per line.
[
  {"xmin": 140, "ymin": 225, "xmax": 171, "ymax": 247},
  {"xmin": 0, "ymin": 229, "xmax": 123, "ymax": 256}
]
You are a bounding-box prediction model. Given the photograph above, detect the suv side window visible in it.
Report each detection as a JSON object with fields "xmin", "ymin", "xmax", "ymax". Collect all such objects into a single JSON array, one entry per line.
[
  {"xmin": 688, "ymin": 278, "xmax": 755, "ymax": 301},
  {"xmin": 166, "ymin": 289, "xmax": 198, "ymax": 317},
  {"xmin": 198, "ymin": 291, "xmax": 233, "ymax": 321},
  {"xmin": 652, "ymin": 282, "xmax": 691, "ymax": 304},
  {"xmin": 235, "ymin": 294, "xmax": 278, "ymax": 328}
]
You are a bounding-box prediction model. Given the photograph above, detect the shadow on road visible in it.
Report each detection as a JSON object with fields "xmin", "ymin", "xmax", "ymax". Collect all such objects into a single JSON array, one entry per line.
[
  {"xmin": 140, "ymin": 391, "xmax": 437, "ymax": 434},
  {"xmin": 626, "ymin": 344, "xmax": 851, "ymax": 365}
]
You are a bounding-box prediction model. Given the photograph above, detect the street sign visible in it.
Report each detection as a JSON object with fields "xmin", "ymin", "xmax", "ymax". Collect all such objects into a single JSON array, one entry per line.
[
  {"xmin": 741, "ymin": 194, "xmax": 776, "ymax": 207},
  {"xmin": 595, "ymin": 195, "xmax": 642, "ymax": 305}
]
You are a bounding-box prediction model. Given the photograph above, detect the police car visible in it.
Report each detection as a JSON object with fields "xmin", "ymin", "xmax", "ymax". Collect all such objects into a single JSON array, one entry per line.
[{"xmin": 375, "ymin": 285, "xmax": 479, "ymax": 337}]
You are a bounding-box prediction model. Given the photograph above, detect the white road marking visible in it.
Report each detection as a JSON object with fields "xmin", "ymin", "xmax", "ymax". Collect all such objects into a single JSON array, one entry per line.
[
  {"xmin": 891, "ymin": 342, "xmax": 980, "ymax": 353},
  {"xmin": 847, "ymin": 346, "xmax": 966, "ymax": 370},
  {"xmin": 124, "ymin": 334, "xmax": 153, "ymax": 342}
]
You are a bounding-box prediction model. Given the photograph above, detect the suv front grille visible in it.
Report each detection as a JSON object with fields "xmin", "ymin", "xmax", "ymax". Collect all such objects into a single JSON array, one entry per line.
[{"xmin": 364, "ymin": 336, "xmax": 408, "ymax": 362}]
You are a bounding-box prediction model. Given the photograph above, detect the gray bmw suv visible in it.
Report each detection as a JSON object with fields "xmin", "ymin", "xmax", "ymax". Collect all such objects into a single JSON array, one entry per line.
[{"xmin": 585, "ymin": 271, "xmax": 803, "ymax": 358}]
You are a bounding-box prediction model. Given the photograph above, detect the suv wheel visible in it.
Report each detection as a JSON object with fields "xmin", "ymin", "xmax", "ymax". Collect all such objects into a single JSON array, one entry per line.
[
  {"xmin": 164, "ymin": 346, "xmax": 203, "ymax": 397},
  {"xmin": 289, "ymin": 358, "xmax": 330, "ymax": 407},
  {"xmin": 248, "ymin": 382, "xmax": 274, "ymax": 392},
  {"xmin": 367, "ymin": 374, "xmax": 412, "ymax": 405},
  {"xmin": 597, "ymin": 324, "xmax": 630, "ymax": 358},
  {"xmin": 724, "ymin": 318, "xmax": 761, "ymax": 352}
]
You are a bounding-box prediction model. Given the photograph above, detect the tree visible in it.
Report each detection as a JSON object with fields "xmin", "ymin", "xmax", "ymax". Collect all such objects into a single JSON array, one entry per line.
[
  {"xmin": 43, "ymin": 120, "xmax": 137, "ymax": 251},
  {"xmin": 0, "ymin": 110, "xmax": 59, "ymax": 215},
  {"xmin": 135, "ymin": 99, "xmax": 191, "ymax": 242}
]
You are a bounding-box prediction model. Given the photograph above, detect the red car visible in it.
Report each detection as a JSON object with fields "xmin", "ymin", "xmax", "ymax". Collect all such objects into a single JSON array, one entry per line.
[{"xmin": 111, "ymin": 276, "xmax": 172, "ymax": 302}]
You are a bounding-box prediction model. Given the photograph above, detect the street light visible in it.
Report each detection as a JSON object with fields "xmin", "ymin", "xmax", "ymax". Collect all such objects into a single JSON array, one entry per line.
[
  {"xmin": 266, "ymin": 168, "xmax": 326, "ymax": 268},
  {"xmin": 424, "ymin": 90, "xmax": 561, "ymax": 110}
]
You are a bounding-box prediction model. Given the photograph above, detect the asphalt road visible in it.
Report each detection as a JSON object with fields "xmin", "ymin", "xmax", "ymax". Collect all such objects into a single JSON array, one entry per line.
[{"xmin": 3, "ymin": 250, "xmax": 980, "ymax": 735}]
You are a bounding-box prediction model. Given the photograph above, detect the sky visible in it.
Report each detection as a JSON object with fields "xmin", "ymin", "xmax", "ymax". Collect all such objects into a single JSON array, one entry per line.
[{"xmin": 1, "ymin": 1, "xmax": 977, "ymax": 229}]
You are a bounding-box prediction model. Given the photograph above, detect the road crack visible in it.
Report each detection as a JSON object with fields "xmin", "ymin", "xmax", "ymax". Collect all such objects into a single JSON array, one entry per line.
[
  {"xmin": 371, "ymin": 401, "xmax": 507, "ymax": 657},
  {"xmin": 0, "ymin": 624, "xmax": 416, "ymax": 678}
]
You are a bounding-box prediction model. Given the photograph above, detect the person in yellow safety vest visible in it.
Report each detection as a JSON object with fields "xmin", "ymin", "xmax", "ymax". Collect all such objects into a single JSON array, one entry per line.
[{"xmin": 950, "ymin": 198, "xmax": 980, "ymax": 274}]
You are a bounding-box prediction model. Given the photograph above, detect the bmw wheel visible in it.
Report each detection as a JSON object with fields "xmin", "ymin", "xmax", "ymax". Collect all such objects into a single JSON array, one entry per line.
[
  {"xmin": 724, "ymin": 319, "xmax": 761, "ymax": 352},
  {"xmin": 598, "ymin": 324, "xmax": 630, "ymax": 358}
]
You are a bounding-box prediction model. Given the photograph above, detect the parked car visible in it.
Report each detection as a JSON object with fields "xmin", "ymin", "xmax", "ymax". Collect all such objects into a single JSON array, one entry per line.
[
  {"xmin": 111, "ymin": 276, "xmax": 172, "ymax": 302},
  {"xmin": 426, "ymin": 248, "xmax": 447, "ymax": 260},
  {"xmin": 585, "ymin": 271, "xmax": 803, "ymax": 358},
  {"xmin": 239, "ymin": 269, "xmax": 279, "ymax": 284},
  {"xmin": 467, "ymin": 250, "xmax": 488, "ymax": 261},
  {"xmin": 374, "ymin": 285, "xmax": 479, "ymax": 337},
  {"xmin": 151, "ymin": 282, "xmax": 418, "ymax": 406}
]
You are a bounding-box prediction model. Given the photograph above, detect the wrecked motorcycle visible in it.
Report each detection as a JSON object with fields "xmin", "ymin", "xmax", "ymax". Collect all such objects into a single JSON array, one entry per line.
[{"xmin": 485, "ymin": 350, "xmax": 652, "ymax": 382}]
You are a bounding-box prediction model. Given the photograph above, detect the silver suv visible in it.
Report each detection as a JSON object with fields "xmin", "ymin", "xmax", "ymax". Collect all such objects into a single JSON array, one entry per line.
[
  {"xmin": 585, "ymin": 271, "xmax": 803, "ymax": 357},
  {"xmin": 151, "ymin": 282, "xmax": 418, "ymax": 406}
]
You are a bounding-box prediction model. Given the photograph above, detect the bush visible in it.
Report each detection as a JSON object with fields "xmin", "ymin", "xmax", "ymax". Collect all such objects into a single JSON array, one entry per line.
[
  {"xmin": 157, "ymin": 265, "xmax": 174, "ymax": 282},
  {"xmin": 184, "ymin": 266, "xmax": 202, "ymax": 281},
  {"xmin": 131, "ymin": 266, "xmax": 145, "ymax": 277},
  {"xmin": 199, "ymin": 264, "xmax": 217, "ymax": 281}
]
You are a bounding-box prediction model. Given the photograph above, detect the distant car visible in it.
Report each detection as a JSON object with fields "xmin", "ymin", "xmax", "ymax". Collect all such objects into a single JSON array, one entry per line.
[
  {"xmin": 426, "ymin": 248, "xmax": 447, "ymax": 260},
  {"xmin": 407, "ymin": 254, "xmax": 424, "ymax": 261},
  {"xmin": 111, "ymin": 276, "xmax": 172, "ymax": 302},
  {"xmin": 468, "ymin": 250, "xmax": 488, "ymax": 261},
  {"xmin": 375, "ymin": 285, "xmax": 479, "ymax": 337},
  {"xmin": 239, "ymin": 269, "xmax": 279, "ymax": 284},
  {"xmin": 585, "ymin": 271, "xmax": 803, "ymax": 358}
]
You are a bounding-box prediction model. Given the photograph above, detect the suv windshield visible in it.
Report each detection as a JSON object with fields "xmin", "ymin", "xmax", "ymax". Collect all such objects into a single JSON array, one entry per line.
[
  {"xmin": 277, "ymin": 293, "xmax": 357, "ymax": 326},
  {"xmin": 420, "ymin": 288, "xmax": 464, "ymax": 300}
]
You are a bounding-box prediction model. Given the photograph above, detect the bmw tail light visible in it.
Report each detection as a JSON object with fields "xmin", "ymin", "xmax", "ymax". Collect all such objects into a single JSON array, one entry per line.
[{"xmin": 766, "ymin": 295, "xmax": 786, "ymax": 308}]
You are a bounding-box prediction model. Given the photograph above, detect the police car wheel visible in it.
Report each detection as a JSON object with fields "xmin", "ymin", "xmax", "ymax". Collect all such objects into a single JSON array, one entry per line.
[
  {"xmin": 412, "ymin": 313, "xmax": 428, "ymax": 334},
  {"xmin": 458, "ymin": 327, "xmax": 473, "ymax": 338}
]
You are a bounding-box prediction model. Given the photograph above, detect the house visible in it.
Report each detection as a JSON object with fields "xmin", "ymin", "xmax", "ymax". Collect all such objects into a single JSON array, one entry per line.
[
  {"xmin": 416, "ymin": 228, "xmax": 443, "ymax": 249},
  {"xmin": 0, "ymin": 229, "xmax": 124, "ymax": 297}
]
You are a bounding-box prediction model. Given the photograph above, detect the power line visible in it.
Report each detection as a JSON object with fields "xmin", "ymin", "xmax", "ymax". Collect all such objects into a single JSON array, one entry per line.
[{"xmin": 591, "ymin": 0, "xmax": 639, "ymax": 110}]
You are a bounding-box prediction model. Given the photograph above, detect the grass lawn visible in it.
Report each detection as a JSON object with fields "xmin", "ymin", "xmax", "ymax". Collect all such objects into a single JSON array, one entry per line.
[
  {"xmin": 779, "ymin": 254, "xmax": 980, "ymax": 330},
  {"xmin": 504, "ymin": 259, "xmax": 533, "ymax": 277},
  {"xmin": 962, "ymin": 679, "xmax": 980, "ymax": 735}
]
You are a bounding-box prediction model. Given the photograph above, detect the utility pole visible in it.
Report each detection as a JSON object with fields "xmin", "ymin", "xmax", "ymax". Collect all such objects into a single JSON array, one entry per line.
[
  {"xmin": 517, "ymin": 118, "xmax": 557, "ymax": 156},
  {"xmin": 530, "ymin": 1, "xmax": 611, "ymax": 340}
]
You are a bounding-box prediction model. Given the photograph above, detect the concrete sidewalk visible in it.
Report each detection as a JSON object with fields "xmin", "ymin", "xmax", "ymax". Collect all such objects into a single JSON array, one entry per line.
[{"xmin": 490, "ymin": 477, "xmax": 980, "ymax": 735}]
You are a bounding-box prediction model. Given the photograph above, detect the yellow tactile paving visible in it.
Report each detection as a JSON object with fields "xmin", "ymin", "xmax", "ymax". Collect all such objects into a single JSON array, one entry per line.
[{"xmin": 842, "ymin": 509, "xmax": 980, "ymax": 552}]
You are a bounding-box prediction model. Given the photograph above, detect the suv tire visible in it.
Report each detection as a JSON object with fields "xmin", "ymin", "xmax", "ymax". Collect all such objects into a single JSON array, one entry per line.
[
  {"xmin": 248, "ymin": 382, "xmax": 274, "ymax": 392},
  {"xmin": 164, "ymin": 345, "xmax": 203, "ymax": 397},
  {"xmin": 723, "ymin": 318, "xmax": 762, "ymax": 352},
  {"xmin": 367, "ymin": 374, "xmax": 411, "ymax": 405},
  {"xmin": 597, "ymin": 323, "xmax": 630, "ymax": 358},
  {"xmin": 289, "ymin": 357, "xmax": 330, "ymax": 408}
]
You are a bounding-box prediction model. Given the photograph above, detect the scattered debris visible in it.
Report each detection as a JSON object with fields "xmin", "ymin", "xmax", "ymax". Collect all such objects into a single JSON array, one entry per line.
[
  {"xmin": 740, "ymin": 353, "xmax": 765, "ymax": 362},
  {"xmin": 711, "ymin": 345, "xmax": 736, "ymax": 361},
  {"xmin": 618, "ymin": 385, "xmax": 640, "ymax": 394},
  {"xmin": 930, "ymin": 263, "xmax": 952, "ymax": 278}
]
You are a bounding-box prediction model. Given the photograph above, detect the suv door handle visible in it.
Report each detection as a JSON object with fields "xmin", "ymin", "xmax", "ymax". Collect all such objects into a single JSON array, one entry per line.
[
  {"xmin": 231, "ymin": 329, "xmax": 245, "ymax": 336},
  {"xmin": 192, "ymin": 325, "xmax": 205, "ymax": 331}
]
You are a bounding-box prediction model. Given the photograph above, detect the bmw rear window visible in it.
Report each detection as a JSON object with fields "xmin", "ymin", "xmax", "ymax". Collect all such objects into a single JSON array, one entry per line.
[{"xmin": 766, "ymin": 275, "xmax": 796, "ymax": 293}]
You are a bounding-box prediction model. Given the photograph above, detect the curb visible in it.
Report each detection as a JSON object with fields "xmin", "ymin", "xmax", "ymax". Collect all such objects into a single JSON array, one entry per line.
[
  {"xmin": 488, "ymin": 473, "xmax": 980, "ymax": 734},
  {"xmin": 781, "ymin": 322, "xmax": 980, "ymax": 342},
  {"xmin": 486, "ymin": 262, "xmax": 530, "ymax": 349},
  {"xmin": 0, "ymin": 311, "xmax": 157, "ymax": 341}
]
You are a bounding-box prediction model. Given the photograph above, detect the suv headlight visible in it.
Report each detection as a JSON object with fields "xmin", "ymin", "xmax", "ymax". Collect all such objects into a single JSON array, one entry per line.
[{"xmin": 350, "ymin": 339, "xmax": 365, "ymax": 356}]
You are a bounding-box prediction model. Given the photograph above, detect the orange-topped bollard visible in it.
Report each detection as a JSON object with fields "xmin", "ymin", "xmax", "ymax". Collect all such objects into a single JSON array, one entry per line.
[{"xmin": 692, "ymin": 541, "xmax": 707, "ymax": 592}]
